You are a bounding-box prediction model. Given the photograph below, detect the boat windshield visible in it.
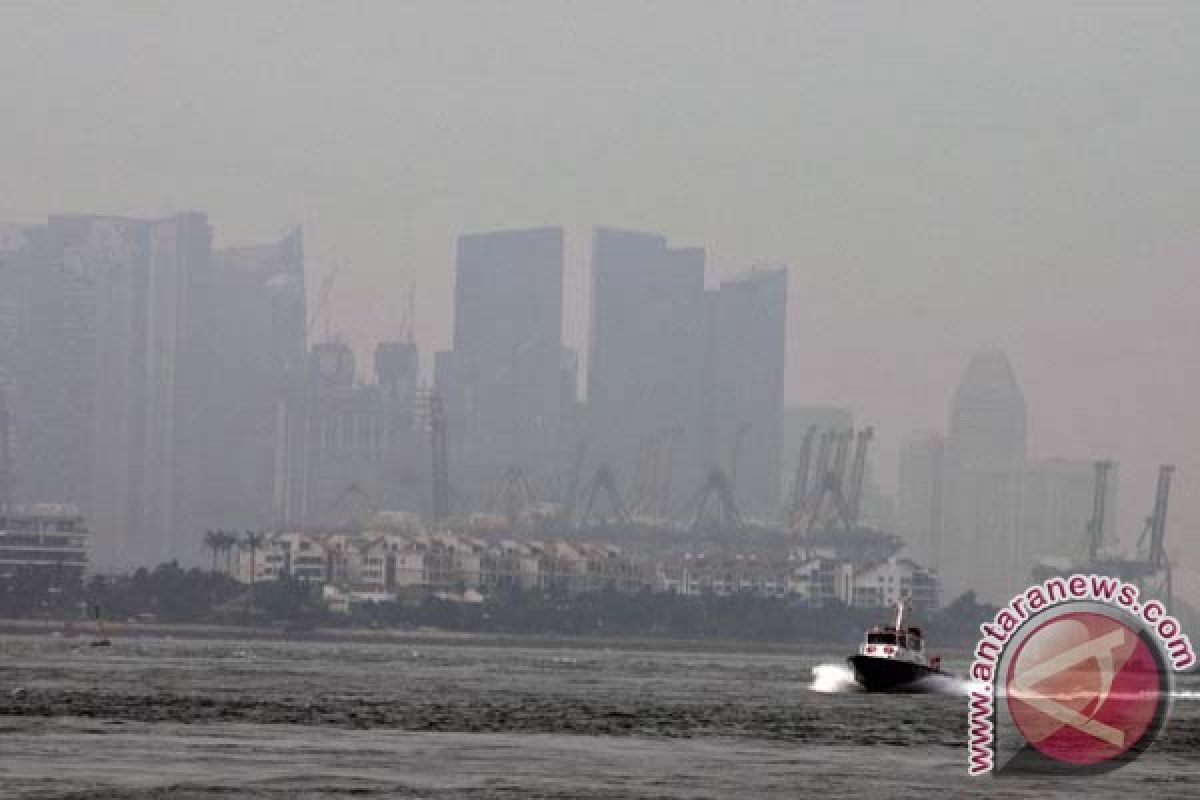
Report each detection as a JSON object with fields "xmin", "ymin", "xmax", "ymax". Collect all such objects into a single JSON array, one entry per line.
[{"xmin": 866, "ymin": 632, "xmax": 897, "ymax": 645}]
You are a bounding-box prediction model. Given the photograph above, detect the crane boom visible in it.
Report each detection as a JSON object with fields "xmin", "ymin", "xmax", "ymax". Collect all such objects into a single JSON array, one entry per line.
[
  {"xmin": 1084, "ymin": 460, "xmax": 1113, "ymax": 564},
  {"xmin": 847, "ymin": 426, "xmax": 874, "ymax": 526},
  {"xmin": 789, "ymin": 425, "xmax": 817, "ymax": 515}
]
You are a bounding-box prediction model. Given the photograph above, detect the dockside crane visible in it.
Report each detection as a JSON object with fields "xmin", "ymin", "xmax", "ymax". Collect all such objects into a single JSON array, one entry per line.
[
  {"xmin": 683, "ymin": 468, "xmax": 744, "ymax": 533},
  {"xmin": 487, "ymin": 464, "xmax": 538, "ymax": 524},
  {"xmin": 577, "ymin": 465, "xmax": 631, "ymax": 529},
  {"xmin": 788, "ymin": 425, "xmax": 817, "ymax": 520},
  {"xmin": 830, "ymin": 429, "xmax": 852, "ymax": 497},
  {"xmin": 846, "ymin": 427, "xmax": 873, "ymax": 525},
  {"xmin": 1136, "ymin": 465, "xmax": 1175, "ymax": 603},
  {"xmin": 807, "ymin": 430, "xmax": 835, "ymax": 512},
  {"xmin": 1082, "ymin": 460, "xmax": 1114, "ymax": 564}
]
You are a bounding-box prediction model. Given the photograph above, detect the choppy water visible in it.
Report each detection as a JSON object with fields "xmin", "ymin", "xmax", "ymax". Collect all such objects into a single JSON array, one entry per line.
[{"xmin": 0, "ymin": 635, "xmax": 1197, "ymax": 798}]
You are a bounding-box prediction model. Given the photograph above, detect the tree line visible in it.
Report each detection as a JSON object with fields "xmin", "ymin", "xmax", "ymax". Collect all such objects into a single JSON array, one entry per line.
[{"xmin": 0, "ymin": 555, "xmax": 996, "ymax": 646}]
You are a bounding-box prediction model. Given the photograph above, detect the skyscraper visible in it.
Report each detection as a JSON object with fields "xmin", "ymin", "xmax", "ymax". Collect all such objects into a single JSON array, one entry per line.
[
  {"xmin": 897, "ymin": 431, "xmax": 945, "ymax": 569},
  {"xmin": 586, "ymin": 228, "xmax": 708, "ymax": 511},
  {"xmin": 0, "ymin": 225, "xmax": 41, "ymax": 498},
  {"xmin": 211, "ymin": 228, "xmax": 307, "ymax": 531},
  {"xmin": 65, "ymin": 213, "xmax": 218, "ymax": 568},
  {"xmin": 709, "ymin": 267, "xmax": 788, "ymax": 517},
  {"xmin": 435, "ymin": 227, "xmax": 569, "ymax": 501},
  {"xmin": 942, "ymin": 349, "xmax": 1027, "ymax": 603}
]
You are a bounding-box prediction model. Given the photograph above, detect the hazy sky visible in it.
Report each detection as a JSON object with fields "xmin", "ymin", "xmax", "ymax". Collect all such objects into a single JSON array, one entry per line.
[{"xmin": 1, "ymin": 2, "xmax": 1198, "ymax": 580}]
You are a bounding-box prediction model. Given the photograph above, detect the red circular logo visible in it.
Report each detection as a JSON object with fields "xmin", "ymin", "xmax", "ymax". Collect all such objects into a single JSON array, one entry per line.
[{"xmin": 1006, "ymin": 611, "xmax": 1165, "ymax": 766}]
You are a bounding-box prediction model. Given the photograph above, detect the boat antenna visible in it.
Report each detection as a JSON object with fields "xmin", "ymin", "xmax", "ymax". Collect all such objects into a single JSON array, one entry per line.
[{"xmin": 894, "ymin": 593, "xmax": 909, "ymax": 630}]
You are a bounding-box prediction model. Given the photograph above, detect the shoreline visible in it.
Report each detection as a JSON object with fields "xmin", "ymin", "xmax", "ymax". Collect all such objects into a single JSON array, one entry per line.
[{"xmin": 0, "ymin": 618, "xmax": 864, "ymax": 655}]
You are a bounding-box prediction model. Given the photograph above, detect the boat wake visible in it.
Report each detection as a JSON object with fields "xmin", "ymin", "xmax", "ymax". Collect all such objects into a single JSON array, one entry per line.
[
  {"xmin": 809, "ymin": 662, "xmax": 980, "ymax": 695},
  {"xmin": 809, "ymin": 662, "xmax": 862, "ymax": 693}
]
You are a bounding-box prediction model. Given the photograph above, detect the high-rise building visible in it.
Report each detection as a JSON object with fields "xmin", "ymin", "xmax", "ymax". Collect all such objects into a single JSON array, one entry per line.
[
  {"xmin": 210, "ymin": 228, "xmax": 307, "ymax": 531},
  {"xmin": 435, "ymin": 227, "xmax": 569, "ymax": 503},
  {"xmin": 942, "ymin": 349, "xmax": 1027, "ymax": 603},
  {"xmin": 60, "ymin": 213, "xmax": 218, "ymax": 568},
  {"xmin": 0, "ymin": 225, "xmax": 41, "ymax": 495},
  {"xmin": 586, "ymin": 228, "xmax": 709, "ymax": 511},
  {"xmin": 897, "ymin": 431, "xmax": 945, "ymax": 569},
  {"xmin": 709, "ymin": 267, "xmax": 788, "ymax": 517},
  {"xmin": 3, "ymin": 213, "xmax": 223, "ymax": 570}
]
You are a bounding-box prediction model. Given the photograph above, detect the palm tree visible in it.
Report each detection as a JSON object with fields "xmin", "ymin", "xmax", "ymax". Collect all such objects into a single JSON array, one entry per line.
[
  {"xmin": 219, "ymin": 531, "xmax": 237, "ymax": 575},
  {"xmin": 203, "ymin": 530, "xmax": 223, "ymax": 573},
  {"xmin": 242, "ymin": 530, "xmax": 265, "ymax": 588}
]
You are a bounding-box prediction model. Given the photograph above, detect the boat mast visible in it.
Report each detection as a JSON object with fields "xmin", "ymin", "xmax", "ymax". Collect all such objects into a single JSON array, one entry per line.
[{"xmin": 894, "ymin": 593, "xmax": 908, "ymax": 631}]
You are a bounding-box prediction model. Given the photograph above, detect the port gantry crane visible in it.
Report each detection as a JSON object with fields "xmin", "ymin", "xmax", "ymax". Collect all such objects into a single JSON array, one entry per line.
[
  {"xmin": 787, "ymin": 425, "xmax": 817, "ymax": 523},
  {"xmin": 487, "ymin": 464, "xmax": 538, "ymax": 525},
  {"xmin": 682, "ymin": 468, "xmax": 744, "ymax": 533},
  {"xmin": 1135, "ymin": 464, "xmax": 1175, "ymax": 606},
  {"xmin": 1081, "ymin": 460, "xmax": 1114, "ymax": 565},
  {"xmin": 1040, "ymin": 461, "xmax": 1177, "ymax": 609},
  {"xmin": 787, "ymin": 426, "xmax": 873, "ymax": 537},
  {"xmin": 624, "ymin": 427, "xmax": 685, "ymax": 522},
  {"xmin": 576, "ymin": 464, "xmax": 631, "ymax": 529}
]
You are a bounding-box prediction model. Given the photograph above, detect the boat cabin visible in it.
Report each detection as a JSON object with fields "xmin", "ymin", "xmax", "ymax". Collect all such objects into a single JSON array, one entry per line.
[{"xmin": 859, "ymin": 624, "xmax": 929, "ymax": 664}]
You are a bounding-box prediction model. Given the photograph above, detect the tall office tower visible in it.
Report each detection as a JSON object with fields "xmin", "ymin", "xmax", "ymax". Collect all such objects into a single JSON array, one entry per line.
[
  {"xmin": 897, "ymin": 431, "xmax": 946, "ymax": 569},
  {"xmin": 942, "ymin": 349, "xmax": 1027, "ymax": 604},
  {"xmin": 1022, "ymin": 458, "xmax": 1118, "ymax": 569},
  {"xmin": 586, "ymin": 228, "xmax": 709, "ymax": 512},
  {"xmin": 0, "ymin": 225, "xmax": 41, "ymax": 498},
  {"xmin": 38, "ymin": 213, "xmax": 217, "ymax": 570},
  {"xmin": 435, "ymin": 227, "xmax": 567, "ymax": 502},
  {"xmin": 709, "ymin": 268, "xmax": 788, "ymax": 517},
  {"xmin": 211, "ymin": 228, "xmax": 307, "ymax": 531}
]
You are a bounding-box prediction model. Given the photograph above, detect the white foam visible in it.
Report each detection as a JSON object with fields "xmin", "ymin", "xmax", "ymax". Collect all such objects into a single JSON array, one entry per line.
[
  {"xmin": 808, "ymin": 661, "xmax": 984, "ymax": 695},
  {"xmin": 808, "ymin": 662, "xmax": 862, "ymax": 693}
]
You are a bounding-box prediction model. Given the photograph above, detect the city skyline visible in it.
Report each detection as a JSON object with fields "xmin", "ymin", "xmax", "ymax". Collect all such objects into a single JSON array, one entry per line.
[
  {"xmin": 2, "ymin": 215, "xmax": 1178, "ymax": 576},
  {"xmin": 0, "ymin": 2, "xmax": 1195, "ymax": 589}
]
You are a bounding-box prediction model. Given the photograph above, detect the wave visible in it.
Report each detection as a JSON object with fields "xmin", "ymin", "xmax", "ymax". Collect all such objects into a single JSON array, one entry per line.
[
  {"xmin": 808, "ymin": 662, "xmax": 862, "ymax": 693},
  {"xmin": 808, "ymin": 661, "xmax": 984, "ymax": 695}
]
